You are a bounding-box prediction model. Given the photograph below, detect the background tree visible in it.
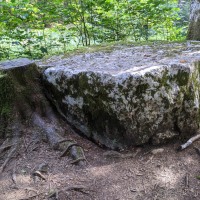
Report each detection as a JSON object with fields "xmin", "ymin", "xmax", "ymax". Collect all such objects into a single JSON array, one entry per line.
[{"xmin": 187, "ymin": 0, "xmax": 200, "ymax": 40}]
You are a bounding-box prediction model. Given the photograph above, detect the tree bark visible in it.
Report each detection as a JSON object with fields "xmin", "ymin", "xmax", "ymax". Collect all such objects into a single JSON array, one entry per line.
[{"xmin": 187, "ymin": 0, "xmax": 200, "ymax": 40}]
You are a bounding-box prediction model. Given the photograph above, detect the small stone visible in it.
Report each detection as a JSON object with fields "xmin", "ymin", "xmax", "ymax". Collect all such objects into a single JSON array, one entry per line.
[{"xmin": 151, "ymin": 148, "xmax": 164, "ymax": 155}]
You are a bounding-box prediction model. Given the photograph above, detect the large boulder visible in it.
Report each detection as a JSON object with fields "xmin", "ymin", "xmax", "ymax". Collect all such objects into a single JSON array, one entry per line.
[{"xmin": 41, "ymin": 43, "xmax": 200, "ymax": 149}]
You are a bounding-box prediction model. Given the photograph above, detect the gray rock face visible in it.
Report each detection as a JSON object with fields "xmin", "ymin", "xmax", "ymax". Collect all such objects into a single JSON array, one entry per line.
[{"xmin": 42, "ymin": 43, "xmax": 200, "ymax": 149}]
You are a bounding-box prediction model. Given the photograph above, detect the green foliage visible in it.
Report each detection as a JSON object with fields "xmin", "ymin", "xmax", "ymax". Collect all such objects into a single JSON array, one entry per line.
[{"xmin": 0, "ymin": 0, "xmax": 189, "ymax": 60}]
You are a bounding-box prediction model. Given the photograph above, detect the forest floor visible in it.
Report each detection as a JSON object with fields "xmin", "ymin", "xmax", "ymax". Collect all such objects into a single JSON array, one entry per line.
[{"xmin": 1, "ymin": 122, "xmax": 200, "ymax": 200}]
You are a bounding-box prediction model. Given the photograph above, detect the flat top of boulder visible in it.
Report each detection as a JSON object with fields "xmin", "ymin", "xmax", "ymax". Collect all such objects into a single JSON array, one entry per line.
[
  {"xmin": 0, "ymin": 58, "xmax": 34, "ymax": 71},
  {"xmin": 39, "ymin": 42, "xmax": 200, "ymax": 76}
]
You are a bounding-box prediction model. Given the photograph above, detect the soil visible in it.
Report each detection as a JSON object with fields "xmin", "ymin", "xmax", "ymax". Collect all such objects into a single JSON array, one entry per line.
[{"xmin": 1, "ymin": 122, "xmax": 200, "ymax": 200}]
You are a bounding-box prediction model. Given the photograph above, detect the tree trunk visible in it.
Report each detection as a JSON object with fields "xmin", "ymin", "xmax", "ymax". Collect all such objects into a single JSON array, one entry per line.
[{"xmin": 187, "ymin": 0, "xmax": 200, "ymax": 40}]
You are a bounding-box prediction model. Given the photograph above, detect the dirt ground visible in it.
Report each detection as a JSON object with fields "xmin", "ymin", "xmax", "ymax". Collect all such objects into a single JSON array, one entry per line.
[{"xmin": 1, "ymin": 123, "xmax": 200, "ymax": 200}]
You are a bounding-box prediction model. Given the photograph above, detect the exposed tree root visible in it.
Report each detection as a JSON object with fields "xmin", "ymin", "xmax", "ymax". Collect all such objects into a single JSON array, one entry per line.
[
  {"xmin": 60, "ymin": 142, "xmax": 79, "ymax": 157},
  {"xmin": 70, "ymin": 145, "xmax": 86, "ymax": 166},
  {"xmin": 0, "ymin": 145, "xmax": 18, "ymax": 173},
  {"xmin": 37, "ymin": 163, "xmax": 48, "ymax": 173},
  {"xmin": 31, "ymin": 163, "xmax": 49, "ymax": 181},
  {"xmin": 32, "ymin": 113, "xmax": 86, "ymax": 165},
  {"xmin": 19, "ymin": 192, "xmax": 44, "ymax": 200},
  {"xmin": 32, "ymin": 170, "xmax": 46, "ymax": 180},
  {"xmin": 177, "ymin": 132, "xmax": 200, "ymax": 151},
  {"xmin": 194, "ymin": 146, "xmax": 200, "ymax": 156},
  {"xmin": 185, "ymin": 173, "xmax": 189, "ymax": 188},
  {"xmin": 0, "ymin": 121, "xmax": 21, "ymax": 173},
  {"xmin": 48, "ymin": 185, "xmax": 91, "ymax": 199},
  {"xmin": 70, "ymin": 157, "xmax": 86, "ymax": 165},
  {"xmin": 58, "ymin": 138, "xmax": 75, "ymax": 144},
  {"xmin": 0, "ymin": 144, "xmax": 13, "ymax": 154},
  {"xmin": 11, "ymin": 162, "xmax": 17, "ymax": 185}
]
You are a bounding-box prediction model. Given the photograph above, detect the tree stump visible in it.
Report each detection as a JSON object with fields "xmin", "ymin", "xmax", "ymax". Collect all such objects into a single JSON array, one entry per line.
[{"xmin": 0, "ymin": 58, "xmax": 85, "ymax": 172}]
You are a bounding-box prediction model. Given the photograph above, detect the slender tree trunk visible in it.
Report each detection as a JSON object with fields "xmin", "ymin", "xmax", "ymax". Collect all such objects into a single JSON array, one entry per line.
[{"xmin": 187, "ymin": 0, "xmax": 200, "ymax": 40}]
